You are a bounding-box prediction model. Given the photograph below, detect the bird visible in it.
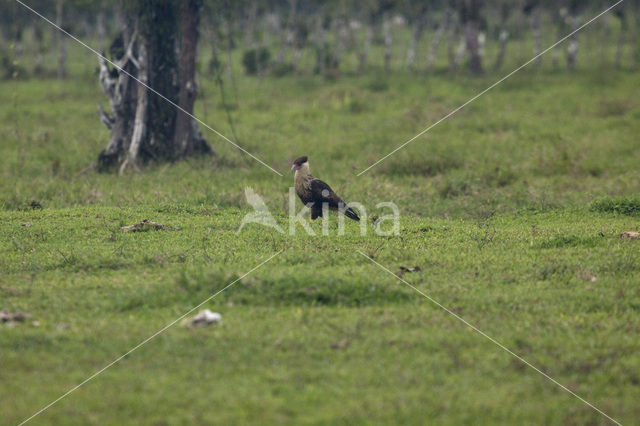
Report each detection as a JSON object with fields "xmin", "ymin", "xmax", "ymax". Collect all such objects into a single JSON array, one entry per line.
[{"xmin": 291, "ymin": 156, "xmax": 360, "ymax": 221}]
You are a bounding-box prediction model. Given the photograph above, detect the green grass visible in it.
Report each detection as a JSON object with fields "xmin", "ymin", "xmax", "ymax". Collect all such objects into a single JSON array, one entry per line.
[{"xmin": 1, "ymin": 36, "xmax": 640, "ymax": 425}]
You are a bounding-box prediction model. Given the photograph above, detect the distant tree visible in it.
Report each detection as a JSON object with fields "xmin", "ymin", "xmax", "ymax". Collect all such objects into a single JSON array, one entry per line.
[
  {"xmin": 55, "ymin": 0, "xmax": 67, "ymax": 79},
  {"xmin": 565, "ymin": 0, "xmax": 584, "ymax": 71},
  {"xmin": 523, "ymin": 0, "xmax": 543, "ymax": 68},
  {"xmin": 275, "ymin": 0, "xmax": 298, "ymax": 66},
  {"xmin": 457, "ymin": 0, "xmax": 484, "ymax": 74},
  {"xmin": 426, "ymin": 4, "xmax": 451, "ymax": 71},
  {"xmin": 357, "ymin": 0, "xmax": 379, "ymax": 74},
  {"xmin": 493, "ymin": 0, "xmax": 511, "ymax": 70},
  {"xmin": 614, "ymin": 3, "xmax": 627, "ymax": 69},
  {"xmin": 403, "ymin": 0, "xmax": 428, "ymax": 70},
  {"xmin": 381, "ymin": 0, "xmax": 396, "ymax": 72},
  {"xmin": 96, "ymin": 0, "xmax": 210, "ymax": 173}
]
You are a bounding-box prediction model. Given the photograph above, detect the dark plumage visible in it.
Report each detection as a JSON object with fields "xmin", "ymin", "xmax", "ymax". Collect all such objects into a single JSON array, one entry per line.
[{"xmin": 292, "ymin": 156, "xmax": 360, "ymax": 221}]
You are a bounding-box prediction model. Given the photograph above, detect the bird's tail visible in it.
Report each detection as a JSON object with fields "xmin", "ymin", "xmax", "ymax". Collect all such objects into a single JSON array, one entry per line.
[{"xmin": 343, "ymin": 206, "xmax": 360, "ymax": 221}]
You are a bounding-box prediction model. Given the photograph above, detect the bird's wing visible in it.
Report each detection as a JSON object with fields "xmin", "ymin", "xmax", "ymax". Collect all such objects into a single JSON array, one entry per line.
[{"xmin": 310, "ymin": 179, "xmax": 345, "ymax": 208}]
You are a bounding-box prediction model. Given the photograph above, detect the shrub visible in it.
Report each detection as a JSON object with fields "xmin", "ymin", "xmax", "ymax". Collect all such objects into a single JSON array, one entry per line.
[
  {"xmin": 242, "ymin": 47, "xmax": 270, "ymax": 75},
  {"xmin": 591, "ymin": 198, "xmax": 640, "ymax": 216},
  {"xmin": 366, "ymin": 75, "xmax": 389, "ymax": 92},
  {"xmin": 271, "ymin": 63, "xmax": 294, "ymax": 78}
]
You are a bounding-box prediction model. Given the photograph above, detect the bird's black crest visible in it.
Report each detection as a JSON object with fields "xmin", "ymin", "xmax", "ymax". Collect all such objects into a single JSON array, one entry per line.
[{"xmin": 293, "ymin": 156, "xmax": 308, "ymax": 166}]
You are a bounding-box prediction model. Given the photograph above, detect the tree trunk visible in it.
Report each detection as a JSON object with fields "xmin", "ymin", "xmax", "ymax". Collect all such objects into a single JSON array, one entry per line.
[
  {"xmin": 331, "ymin": 17, "xmax": 348, "ymax": 71},
  {"xmin": 614, "ymin": 9, "xmax": 626, "ymax": 69},
  {"xmin": 427, "ymin": 8, "xmax": 450, "ymax": 71},
  {"xmin": 291, "ymin": 19, "xmax": 308, "ymax": 72},
  {"xmin": 358, "ymin": 19, "xmax": 373, "ymax": 74},
  {"xmin": 447, "ymin": 20, "xmax": 460, "ymax": 73},
  {"xmin": 245, "ymin": 1, "xmax": 258, "ymax": 49},
  {"xmin": 566, "ymin": 14, "xmax": 579, "ymax": 71},
  {"xmin": 383, "ymin": 14, "xmax": 392, "ymax": 72},
  {"xmin": 276, "ymin": 0, "xmax": 297, "ymax": 65},
  {"xmin": 97, "ymin": 14, "xmax": 137, "ymax": 170},
  {"xmin": 314, "ymin": 15, "xmax": 327, "ymax": 74},
  {"xmin": 459, "ymin": 0, "xmax": 483, "ymax": 75},
  {"xmin": 33, "ymin": 25, "xmax": 45, "ymax": 76},
  {"xmin": 406, "ymin": 16, "xmax": 424, "ymax": 70},
  {"xmin": 494, "ymin": 28, "xmax": 508, "ymax": 70},
  {"xmin": 491, "ymin": 2, "xmax": 509, "ymax": 70},
  {"xmin": 96, "ymin": 11, "xmax": 107, "ymax": 50},
  {"xmin": 97, "ymin": 0, "xmax": 210, "ymax": 172},
  {"xmin": 552, "ymin": 10, "xmax": 564, "ymax": 70},
  {"xmin": 173, "ymin": 0, "xmax": 207, "ymax": 156},
  {"xmin": 530, "ymin": 9, "xmax": 542, "ymax": 68},
  {"xmin": 120, "ymin": 42, "xmax": 147, "ymax": 174},
  {"xmin": 224, "ymin": 20, "xmax": 239, "ymax": 104},
  {"xmin": 454, "ymin": 33, "xmax": 466, "ymax": 70},
  {"xmin": 55, "ymin": 0, "xmax": 67, "ymax": 79}
]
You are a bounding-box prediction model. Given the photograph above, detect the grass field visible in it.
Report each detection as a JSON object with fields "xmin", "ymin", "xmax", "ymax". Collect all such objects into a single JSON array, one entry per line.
[{"xmin": 1, "ymin": 35, "xmax": 640, "ymax": 425}]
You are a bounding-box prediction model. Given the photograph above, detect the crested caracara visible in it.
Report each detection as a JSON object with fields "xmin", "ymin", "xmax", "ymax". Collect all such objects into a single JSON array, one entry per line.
[{"xmin": 291, "ymin": 156, "xmax": 360, "ymax": 221}]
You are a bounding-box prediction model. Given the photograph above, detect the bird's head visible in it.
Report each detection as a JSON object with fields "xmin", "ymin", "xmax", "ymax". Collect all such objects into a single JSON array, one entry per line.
[{"xmin": 291, "ymin": 156, "xmax": 308, "ymax": 173}]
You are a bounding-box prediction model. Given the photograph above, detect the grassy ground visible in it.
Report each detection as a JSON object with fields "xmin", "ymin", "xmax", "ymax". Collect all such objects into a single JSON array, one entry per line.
[{"xmin": 1, "ymin": 35, "xmax": 640, "ymax": 425}]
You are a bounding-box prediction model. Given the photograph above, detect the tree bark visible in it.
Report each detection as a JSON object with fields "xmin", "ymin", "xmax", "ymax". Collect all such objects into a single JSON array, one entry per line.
[
  {"xmin": 173, "ymin": 0, "xmax": 206, "ymax": 156},
  {"xmin": 121, "ymin": 42, "xmax": 147, "ymax": 174}
]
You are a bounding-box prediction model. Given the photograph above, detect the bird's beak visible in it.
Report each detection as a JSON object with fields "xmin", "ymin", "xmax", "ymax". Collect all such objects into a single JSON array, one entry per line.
[{"xmin": 291, "ymin": 166, "xmax": 296, "ymax": 172}]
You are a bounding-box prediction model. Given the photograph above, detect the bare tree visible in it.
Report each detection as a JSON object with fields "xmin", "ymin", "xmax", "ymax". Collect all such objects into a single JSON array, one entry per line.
[{"xmin": 96, "ymin": 0, "xmax": 210, "ymax": 173}]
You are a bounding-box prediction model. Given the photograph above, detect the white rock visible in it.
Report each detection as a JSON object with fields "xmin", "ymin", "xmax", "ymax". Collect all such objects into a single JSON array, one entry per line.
[{"xmin": 187, "ymin": 309, "xmax": 222, "ymax": 327}]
